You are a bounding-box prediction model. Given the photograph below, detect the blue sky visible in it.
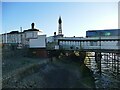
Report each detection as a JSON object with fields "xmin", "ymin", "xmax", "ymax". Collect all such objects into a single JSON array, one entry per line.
[{"xmin": 2, "ymin": 2, "xmax": 118, "ymax": 37}]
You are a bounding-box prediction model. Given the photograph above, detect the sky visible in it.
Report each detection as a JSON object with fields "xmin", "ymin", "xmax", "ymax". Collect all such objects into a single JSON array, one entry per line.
[{"xmin": 2, "ymin": 2, "xmax": 118, "ymax": 37}]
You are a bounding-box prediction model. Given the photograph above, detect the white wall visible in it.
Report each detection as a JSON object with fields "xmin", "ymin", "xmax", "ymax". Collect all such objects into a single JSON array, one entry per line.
[
  {"xmin": 2, "ymin": 34, "xmax": 7, "ymax": 43},
  {"xmin": 0, "ymin": 35, "xmax": 2, "ymax": 44},
  {"xmin": 25, "ymin": 31, "xmax": 38, "ymax": 39},
  {"xmin": 1, "ymin": 33, "xmax": 22, "ymax": 44},
  {"xmin": 29, "ymin": 35, "xmax": 46, "ymax": 48}
]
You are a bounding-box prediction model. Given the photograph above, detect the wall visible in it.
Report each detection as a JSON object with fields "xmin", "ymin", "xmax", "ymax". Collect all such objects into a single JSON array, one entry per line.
[
  {"xmin": 25, "ymin": 31, "xmax": 38, "ymax": 39},
  {"xmin": 2, "ymin": 33, "xmax": 22, "ymax": 44},
  {"xmin": 29, "ymin": 35, "xmax": 46, "ymax": 48},
  {"xmin": 28, "ymin": 48, "xmax": 48, "ymax": 58},
  {"xmin": 2, "ymin": 44, "xmax": 28, "ymax": 59}
]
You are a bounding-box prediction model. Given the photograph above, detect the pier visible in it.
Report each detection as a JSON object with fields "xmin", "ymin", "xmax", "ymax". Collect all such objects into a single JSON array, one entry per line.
[{"xmin": 57, "ymin": 37, "xmax": 120, "ymax": 75}]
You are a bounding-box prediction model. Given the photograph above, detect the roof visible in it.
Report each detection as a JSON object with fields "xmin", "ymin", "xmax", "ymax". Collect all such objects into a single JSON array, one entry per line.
[
  {"xmin": 86, "ymin": 29, "xmax": 120, "ymax": 32},
  {"xmin": 7, "ymin": 31, "xmax": 19, "ymax": 34},
  {"xmin": 23, "ymin": 29, "xmax": 40, "ymax": 32}
]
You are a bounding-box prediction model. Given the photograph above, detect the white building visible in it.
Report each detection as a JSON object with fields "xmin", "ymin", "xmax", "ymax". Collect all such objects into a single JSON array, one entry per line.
[{"xmin": 1, "ymin": 23, "xmax": 46, "ymax": 49}]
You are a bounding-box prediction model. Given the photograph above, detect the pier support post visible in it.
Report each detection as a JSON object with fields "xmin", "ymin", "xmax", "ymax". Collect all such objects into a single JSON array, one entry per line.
[
  {"xmin": 113, "ymin": 53, "xmax": 116, "ymax": 71},
  {"xmin": 112, "ymin": 53, "xmax": 114, "ymax": 72},
  {"xmin": 95, "ymin": 52, "xmax": 102, "ymax": 75},
  {"xmin": 117, "ymin": 53, "xmax": 120, "ymax": 75}
]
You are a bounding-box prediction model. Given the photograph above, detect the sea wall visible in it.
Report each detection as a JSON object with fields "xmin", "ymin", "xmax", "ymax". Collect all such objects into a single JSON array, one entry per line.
[{"xmin": 2, "ymin": 44, "xmax": 28, "ymax": 59}]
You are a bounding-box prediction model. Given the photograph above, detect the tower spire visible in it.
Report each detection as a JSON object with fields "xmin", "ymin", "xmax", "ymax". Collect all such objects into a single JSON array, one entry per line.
[{"xmin": 58, "ymin": 16, "xmax": 62, "ymax": 35}]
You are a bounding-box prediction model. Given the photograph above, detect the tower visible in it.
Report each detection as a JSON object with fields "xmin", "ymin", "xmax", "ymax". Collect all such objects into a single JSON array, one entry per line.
[{"xmin": 58, "ymin": 16, "xmax": 62, "ymax": 35}]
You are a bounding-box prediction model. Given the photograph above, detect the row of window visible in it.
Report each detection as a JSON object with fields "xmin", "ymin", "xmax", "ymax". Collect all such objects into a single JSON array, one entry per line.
[
  {"xmin": 59, "ymin": 41, "xmax": 119, "ymax": 46},
  {"xmin": 86, "ymin": 30, "xmax": 119, "ymax": 37}
]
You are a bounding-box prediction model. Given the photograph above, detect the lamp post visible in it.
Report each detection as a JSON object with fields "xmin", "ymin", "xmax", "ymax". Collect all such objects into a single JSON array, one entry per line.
[
  {"xmin": 99, "ymin": 31, "xmax": 102, "ymax": 75},
  {"xmin": 99, "ymin": 32, "xmax": 101, "ymax": 50},
  {"xmin": 118, "ymin": 29, "xmax": 120, "ymax": 53}
]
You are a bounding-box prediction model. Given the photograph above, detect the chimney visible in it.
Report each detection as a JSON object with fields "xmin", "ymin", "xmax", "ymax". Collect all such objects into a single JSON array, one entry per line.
[
  {"xmin": 20, "ymin": 27, "xmax": 22, "ymax": 32},
  {"xmin": 31, "ymin": 23, "xmax": 35, "ymax": 29},
  {"xmin": 54, "ymin": 32, "xmax": 56, "ymax": 36}
]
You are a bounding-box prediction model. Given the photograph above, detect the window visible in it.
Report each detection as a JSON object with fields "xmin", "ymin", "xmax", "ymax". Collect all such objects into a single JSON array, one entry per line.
[
  {"xmin": 90, "ymin": 41, "xmax": 97, "ymax": 46},
  {"xmin": 105, "ymin": 32, "xmax": 111, "ymax": 36}
]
